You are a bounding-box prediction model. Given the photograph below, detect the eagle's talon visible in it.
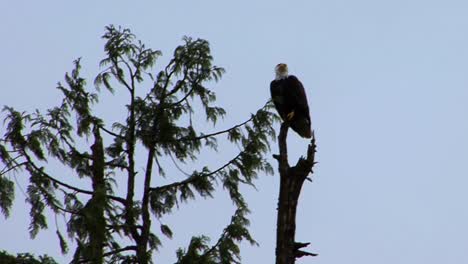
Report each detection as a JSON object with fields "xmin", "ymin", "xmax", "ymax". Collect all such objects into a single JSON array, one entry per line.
[{"xmin": 286, "ymin": 111, "xmax": 295, "ymax": 121}]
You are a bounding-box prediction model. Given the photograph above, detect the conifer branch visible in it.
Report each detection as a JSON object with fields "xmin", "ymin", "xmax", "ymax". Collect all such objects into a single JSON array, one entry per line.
[
  {"xmin": 162, "ymin": 66, "xmax": 177, "ymax": 94},
  {"xmin": 165, "ymin": 75, "xmax": 189, "ymax": 98},
  {"xmin": 60, "ymin": 137, "xmax": 92, "ymax": 160},
  {"xmin": 76, "ymin": 246, "xmax": 137, "ymax": 264},
  {"xmin": 21, "ymin": 151, "xmax": 127, "ymax": 205}
]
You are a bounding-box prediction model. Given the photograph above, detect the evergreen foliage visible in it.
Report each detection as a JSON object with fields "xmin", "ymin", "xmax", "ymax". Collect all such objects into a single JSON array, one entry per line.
[
  {"xmin": 0, "ymin": 25, "xmax": 279, "ymax": 263},
  {"xmin": 0, "ymin": 251, "xmax": 58, "ymax": 264}
]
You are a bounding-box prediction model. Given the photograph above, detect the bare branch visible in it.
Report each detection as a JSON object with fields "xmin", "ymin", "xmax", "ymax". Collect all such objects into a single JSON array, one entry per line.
[
  {"xmin": 110, "ymin": 58, "xmax": 133, "ymax": 92},
  {"xmin": 105, "ymin": 161, "xmax": 129, "ymax": 170},
  {"xmin": 178, "ymin": 100, "xmax": 271, "ymax": 142},
  {"xmin": 169, "ymin": 87, "xmax": 195, "ymax": 107},
  {"xmin": 201, "ymin": 228, "xmax": 228, "ymax": 259},
  {"xmin": 100, "ymin": 125, "xmax": 125, "ymax": 140},
  {"xmin": 103, "ymin": 245, "xmax": 137, "ymax": 258},
  {"xmin": 295, "ymin": 250, "xmax": 318, "ymax": 258},
  {"xmin": 150, "ymin": 151, "xmax": 243, "ymax": 193},
  {"xmin": 165, "ymin": 71, "xmax": 188, "ymax": 98},
  {"xmin": 179, "ymin": 117, "xmax": 252, "ymax": 142},
  {"xmin": 0, "ymin": 161, "xmax": 27, "ymax": 175}
]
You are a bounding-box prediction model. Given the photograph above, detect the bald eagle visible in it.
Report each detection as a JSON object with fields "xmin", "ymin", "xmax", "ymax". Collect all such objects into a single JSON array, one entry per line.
[{"xmin": 270, "ymin": 63, "xmax": 312, "ymax": 138}]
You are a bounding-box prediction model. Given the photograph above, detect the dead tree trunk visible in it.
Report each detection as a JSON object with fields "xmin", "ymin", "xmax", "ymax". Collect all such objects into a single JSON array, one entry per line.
[{"xmin": 274, "ymin": 123, "xmax": 318, "ymax": 264}]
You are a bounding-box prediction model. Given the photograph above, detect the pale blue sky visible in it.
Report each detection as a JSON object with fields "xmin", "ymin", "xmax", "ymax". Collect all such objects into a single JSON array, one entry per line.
[{"xmin": 2, "ymin": 0, "xmax": 468, "ymax": 263}]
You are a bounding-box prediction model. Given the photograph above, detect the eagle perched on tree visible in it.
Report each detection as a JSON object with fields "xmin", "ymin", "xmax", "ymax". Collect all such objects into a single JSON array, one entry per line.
[{"xmin": 270, "ymin": 63, "xmax": 312, "ymax": 138}]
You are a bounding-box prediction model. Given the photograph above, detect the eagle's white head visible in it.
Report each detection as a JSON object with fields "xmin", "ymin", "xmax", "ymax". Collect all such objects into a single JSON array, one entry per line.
[{"xmin": 275, "ymin": 63, "xmax": 289, "ymax": 80}]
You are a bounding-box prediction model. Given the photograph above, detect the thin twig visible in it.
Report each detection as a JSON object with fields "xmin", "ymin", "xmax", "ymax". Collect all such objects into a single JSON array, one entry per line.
[
  {"xmin": 100, "ymin": 125, "xmax": 125, "ymax": 139},
  {"xmin": 150, "ymin": 150, "xmax": 243, "ymax": 193}
]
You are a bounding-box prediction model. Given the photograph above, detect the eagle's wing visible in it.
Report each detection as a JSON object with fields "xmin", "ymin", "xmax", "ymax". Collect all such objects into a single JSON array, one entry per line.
[
  {"xmin": 287, "ymin": 75, "xmax": 310, "ymax": 116},
  {"xmin": 287, "ymin": 75, "xmax": 312, "ymax": 138},
  {"xmin": 270, "ymin": 80, "xmax": 287, "ymax": 119}
]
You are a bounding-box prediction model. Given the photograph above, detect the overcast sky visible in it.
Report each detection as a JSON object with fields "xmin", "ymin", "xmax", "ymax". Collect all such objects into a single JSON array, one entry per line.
[{"xmin": 2, "ymin": 0, "xmax": 468, "ymax": 263}]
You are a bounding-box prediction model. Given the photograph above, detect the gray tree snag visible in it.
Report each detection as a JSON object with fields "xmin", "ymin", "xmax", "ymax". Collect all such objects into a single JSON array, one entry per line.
[{"xmin": 274, "ymin": 122, "xmax": 318, "ymax": 264}]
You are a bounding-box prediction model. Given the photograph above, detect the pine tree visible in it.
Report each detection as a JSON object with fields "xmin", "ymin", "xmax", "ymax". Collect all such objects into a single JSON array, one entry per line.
[{"xmin": 0, "ymin": 25, "xmax": 279, "ymax": 263}]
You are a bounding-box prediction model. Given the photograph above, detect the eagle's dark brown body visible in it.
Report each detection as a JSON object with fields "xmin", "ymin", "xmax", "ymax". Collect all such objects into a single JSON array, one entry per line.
[{"xmin": 270, "ymin": 75, "xmax": 312, "ymax": 138}]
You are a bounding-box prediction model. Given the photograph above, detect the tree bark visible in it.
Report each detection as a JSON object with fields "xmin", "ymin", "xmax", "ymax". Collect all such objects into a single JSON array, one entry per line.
[
  {"xmin": 274, "ymin": 123, "xmax": 318, "ymax": 264},
  {"xmin": 87, "ymin": 126, "xmax": 106, "ymax": 264}
]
